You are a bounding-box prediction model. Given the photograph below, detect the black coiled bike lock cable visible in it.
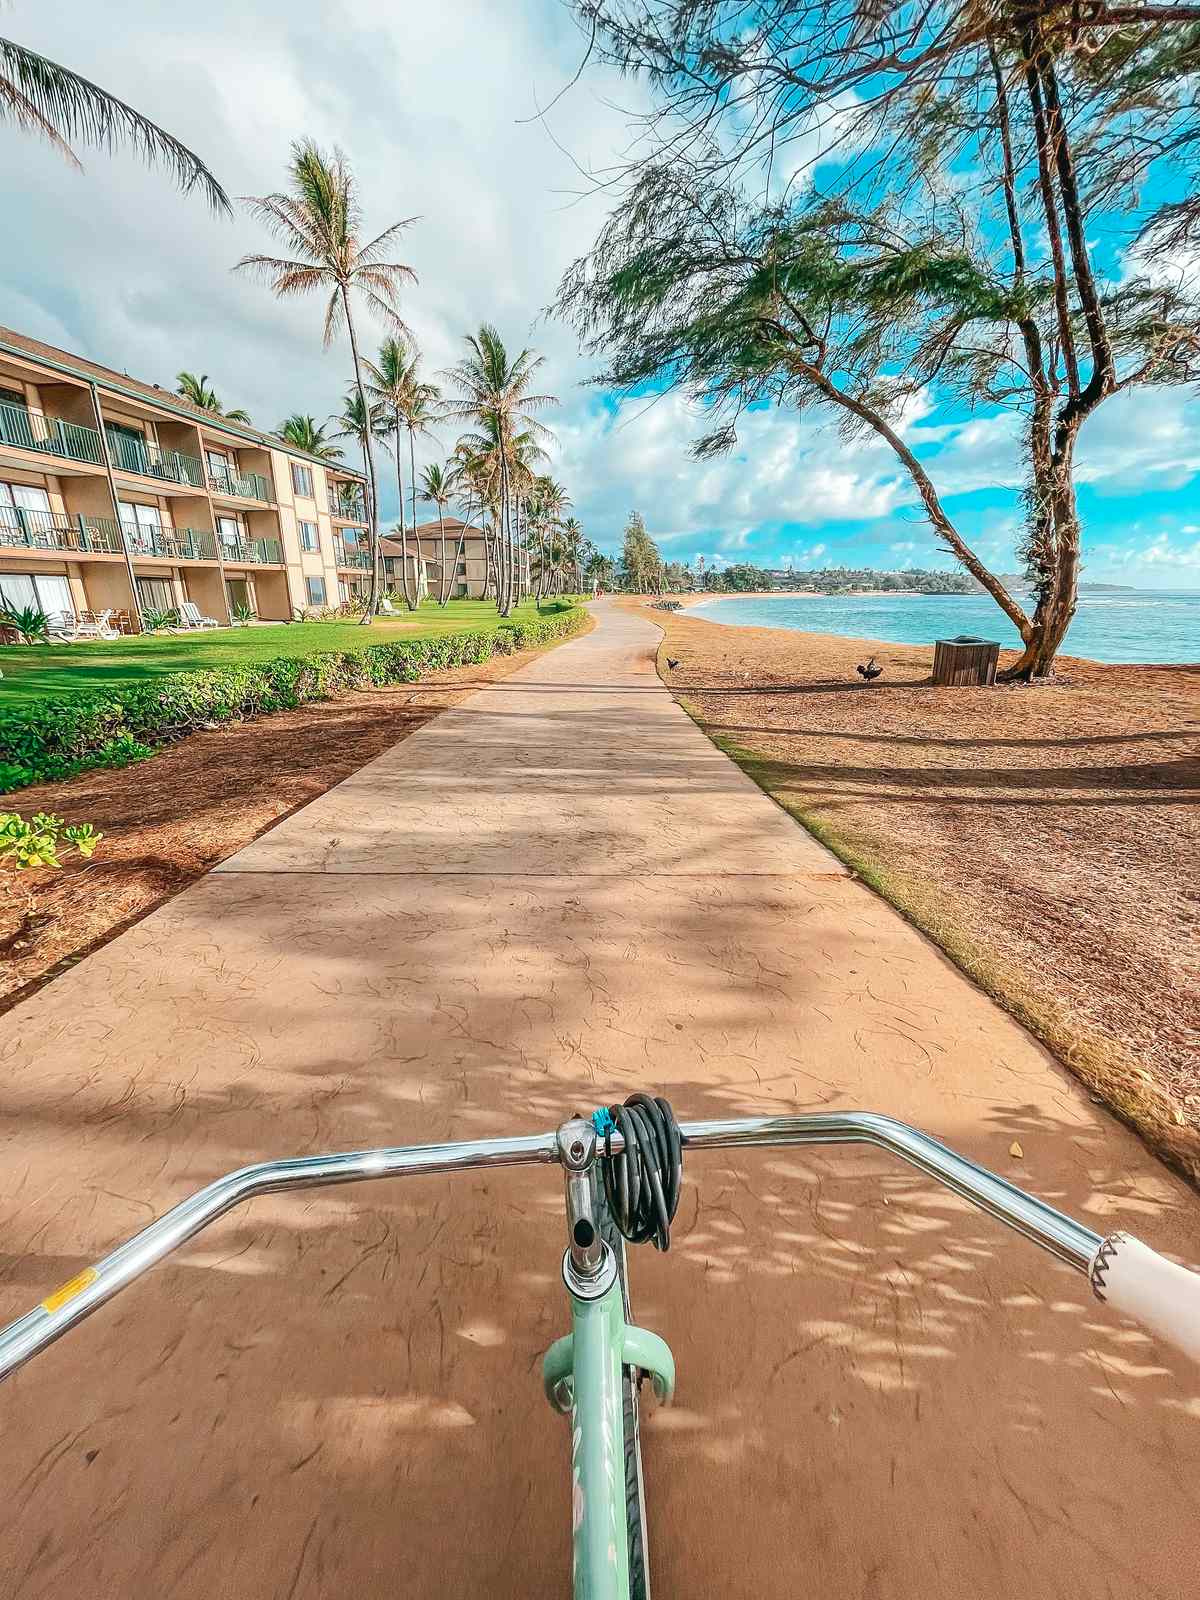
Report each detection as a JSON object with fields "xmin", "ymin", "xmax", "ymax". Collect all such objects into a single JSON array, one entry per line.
[{"xmin": 594, "ymin": 1093, "xmax": 682, "ymax": 1251}]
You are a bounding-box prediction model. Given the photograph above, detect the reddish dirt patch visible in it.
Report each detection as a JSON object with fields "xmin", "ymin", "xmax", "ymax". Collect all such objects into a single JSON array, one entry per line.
[
  {"xmin": 650, "ymin": 604, "xmax": 1200, "ymax": 1176},
  {"xmin": 0, "ymin": 623, "xmax": 592, "ymax": 1013}
]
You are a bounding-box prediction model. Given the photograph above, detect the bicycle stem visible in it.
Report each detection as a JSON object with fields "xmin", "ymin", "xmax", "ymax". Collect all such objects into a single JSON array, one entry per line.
[{"xmin": 0, "ymin": 1112, "xmax": 1102, "ymax": 1383}]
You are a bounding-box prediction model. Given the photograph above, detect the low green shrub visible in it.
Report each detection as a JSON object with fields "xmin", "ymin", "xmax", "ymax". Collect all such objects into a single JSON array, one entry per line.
[
  {"xmin": 0, "ymin": 809, "xmax": 101, "ymax": 867},
  {"xmin": 0, "ymin": 603, "xmax": 51, "ymax": 645},
  {"xmin": 0, "ymin": 606, "xmax": 585, "ymax": 793},
  {"xmin": 140, "ymin": 606, "xmax": 181, "ymax": 632}
]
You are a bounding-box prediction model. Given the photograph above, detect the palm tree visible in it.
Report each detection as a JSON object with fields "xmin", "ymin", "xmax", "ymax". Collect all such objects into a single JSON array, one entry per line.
[
  {"xmin": 176, "ymin": 371, "xmax": 251, "ymax": 423},
  {"xmin": 531, "ymin": 477, "xmax": 569, "ymax": 600},
  {"xmin": 444, "ymin": 326, "xmax": 557, "ymax": 616},
  {"xmin": 0, "ymin": 34, "xmax": 227, "ymax": 208},
  {"xmin": 450, "ymin": 438, "xmax": 497, "ymax": 600},
  {"xmin": 560, "ymin": 515, "xmax": 584, "ymax": 593},
  {"xmin": 236, "ymin": 140, "xmax": 417, "ymax": 621},
  {"xmin": 419, "ymin": 462, "xmax": 457, "ymax": 605},
  {"xmin": 455, "ymin": 420, "xmax": 548, "ymax": 608},
  {"xmin": 330, "ymin": 391, "xmax": 381, "ymax": 499},
  {"xmin": 365, "ymin": 338, "xmax": 441, "ymax": 611},
  {"xmin": 276, "ymin": 413, "xmax": 343, "ymax": 460}
]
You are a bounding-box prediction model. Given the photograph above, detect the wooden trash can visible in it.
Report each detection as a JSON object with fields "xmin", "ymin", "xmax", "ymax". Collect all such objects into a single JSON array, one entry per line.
[{"xmin": 932, "ymin": 634, "xmax": 1000, "ymax": 686}]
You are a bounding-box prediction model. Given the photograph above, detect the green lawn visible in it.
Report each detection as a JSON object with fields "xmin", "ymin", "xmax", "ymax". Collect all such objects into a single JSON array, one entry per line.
[{"xmin": 0, "ymin": 600, "xmax": 563, "ymax": 705}]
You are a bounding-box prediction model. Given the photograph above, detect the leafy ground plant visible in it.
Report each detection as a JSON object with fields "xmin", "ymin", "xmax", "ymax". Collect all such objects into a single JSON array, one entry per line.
[
  {"xmin": 140, "ymin": 607, "xmax": 180, "ymax": 632},
  {"xmin": 0, "ymin": 810, "xmax": 103, "ymax": 958},
  {"xmin": 0, "ymin": 810, "xmax": 102, "ymax": 868},
  {"xmin": 0, "ymin": 604, "xmax": 50, "ymax": 645}
]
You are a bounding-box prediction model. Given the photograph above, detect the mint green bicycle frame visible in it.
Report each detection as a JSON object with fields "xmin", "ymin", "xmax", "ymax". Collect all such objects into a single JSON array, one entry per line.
[
  {"xmin": 542, "ymin": 1245, "xmax": 675, "ymax": 1598},
  {"xmin": 0, "ymin": 1109, "xmax": 1114, "ymax": 1598},
  {"xmin": 539, "ymin": 1113, "xmax": 676, "ymax": 1598}
]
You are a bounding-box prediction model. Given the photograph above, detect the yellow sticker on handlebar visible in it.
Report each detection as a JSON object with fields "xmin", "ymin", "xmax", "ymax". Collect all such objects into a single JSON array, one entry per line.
[{"xmin": 41, "ymin": 1268, "xmax": 98, "ymax": 1314}]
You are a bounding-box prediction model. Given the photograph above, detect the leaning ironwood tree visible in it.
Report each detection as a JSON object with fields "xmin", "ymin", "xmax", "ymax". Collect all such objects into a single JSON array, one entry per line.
[{"xmin": 559, "ymin": 1, "xmax": 1200, "ymax": 676}]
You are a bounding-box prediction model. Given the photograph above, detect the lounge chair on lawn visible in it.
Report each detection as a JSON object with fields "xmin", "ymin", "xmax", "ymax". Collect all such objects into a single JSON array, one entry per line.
[
  {"xmin": 45, "ymin": 610, "xmax": 80, "ymax": 641},
  {"xmin": 177, "ymin": 601, "xmax": 221, "ymax": 629},
  {"xmin": 74, "ymin": 609, "xmax": 119, "ymax": 641}
]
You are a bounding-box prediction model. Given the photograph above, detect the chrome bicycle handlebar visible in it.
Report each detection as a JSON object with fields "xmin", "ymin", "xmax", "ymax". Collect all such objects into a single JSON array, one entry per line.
[{"xmin": 0, "ymin": 1112, "xmax": 1104, "ymax": 1383}]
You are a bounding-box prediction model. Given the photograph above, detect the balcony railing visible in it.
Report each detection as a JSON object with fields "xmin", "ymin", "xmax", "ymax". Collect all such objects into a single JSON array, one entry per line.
[
  {"xmin": 338, "ymin": 548, "xmax": 372, "ymax": 569},
  {"xmin": 333, "ymin": 492, "xmax": 367, "ymax": 521},
  {"xmin": 219, "ymin": 536, "xmax": 283, "ymax": 565},
  {"xmin": 75, "ymin": 517, "xmax": 220, "ymax": 561},
  {"xmin": 0, "ymin": 508, "xmax": 122, "ymax": 554},
  {"xmin": 0, "ymin": 400, "xmax": 104, "ymax": 466},
  {"xmin": 208, "ymin": 466, "xmax": 274, "ymax": 503},
  {"xmin": 106, "ymin": 429, "xmax": 204, "ymax": 487}
]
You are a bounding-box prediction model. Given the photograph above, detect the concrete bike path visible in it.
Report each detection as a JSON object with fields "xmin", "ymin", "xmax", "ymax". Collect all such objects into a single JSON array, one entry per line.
[{"xmin": 0, "ymin": 599, "xmax": 1195, "ymax": 1598}]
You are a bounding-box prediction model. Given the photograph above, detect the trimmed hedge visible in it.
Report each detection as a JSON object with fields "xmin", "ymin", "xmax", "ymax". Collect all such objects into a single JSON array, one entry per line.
[{"xmin": 0, "ymin": 605, "xmax": 586, "ymax": 793}]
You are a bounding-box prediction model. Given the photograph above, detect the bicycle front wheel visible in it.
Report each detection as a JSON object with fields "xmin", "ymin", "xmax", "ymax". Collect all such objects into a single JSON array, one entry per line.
[{"xmin": 596, "ymin": 1188, "xmax": 651, "ymax": 1600}]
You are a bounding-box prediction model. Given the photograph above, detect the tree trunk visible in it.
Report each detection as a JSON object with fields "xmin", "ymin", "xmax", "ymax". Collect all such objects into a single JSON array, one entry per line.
[
  {"xmin": 1000, "ymin": 426, "xmax": 1083, "ymax": 680},
  {"xmin": 408, "ymin": 427, "xmax": 422, "ymax": 608},
  {"xmin": 793, "ymin": 352, "xmax": 1034, "ymax": 645},
  {"xmin": 497, "ymin": 453, "xmax": 512, "ymax": 616},
  {"xmin": 437, "ymin": 502, "xmax": 449, "ymax": 605},
  {"xmin": 343, "ymin": 292, "xmax": 382, "ymax": 624},
  {"xmin": 445, "ymin": 511, "xmax": 470, "ymax": 605},
  {"xmin": 396, "ymin": 418, "xmax": 416, "ymax": 611}
]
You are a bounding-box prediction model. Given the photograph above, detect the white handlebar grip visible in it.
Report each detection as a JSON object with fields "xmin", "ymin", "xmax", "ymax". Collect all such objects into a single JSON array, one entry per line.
[{"xmin": 1090, "ymin": 1234, "xmax": 1200, "ymax": 1365}]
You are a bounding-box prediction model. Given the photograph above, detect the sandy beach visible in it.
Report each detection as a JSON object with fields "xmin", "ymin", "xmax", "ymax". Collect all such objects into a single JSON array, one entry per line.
[{"xmin": 645, "ymin": 600, "xmax": 1200, "ymax": 1179}]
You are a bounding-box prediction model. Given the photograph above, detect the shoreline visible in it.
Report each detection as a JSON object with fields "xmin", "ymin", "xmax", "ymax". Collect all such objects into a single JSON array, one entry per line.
[
  {"xmin": 660, "ymin": 594, "xmax": 1198, "ymax": 671},
  {"xmin": 685, "ymin": 588, "xmax": 930, "ymax": 603}
]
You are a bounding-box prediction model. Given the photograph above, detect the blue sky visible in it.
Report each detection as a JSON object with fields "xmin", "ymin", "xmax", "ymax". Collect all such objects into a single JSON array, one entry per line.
[{"xmin": 1, "ymin": 0, "xmax": 1198, "ymax": 588}]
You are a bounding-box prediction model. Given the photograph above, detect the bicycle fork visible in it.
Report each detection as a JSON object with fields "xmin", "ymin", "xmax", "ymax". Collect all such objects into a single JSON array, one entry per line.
[{"xmin": 542, "ymin": 1118, "xmax": 675, "ymax": 1600}]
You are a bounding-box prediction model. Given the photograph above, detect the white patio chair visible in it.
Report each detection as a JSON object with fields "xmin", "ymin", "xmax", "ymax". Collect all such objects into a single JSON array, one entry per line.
[
  {"xmin": 44, "ymin": 610, "xmax": 81, "ymax": 641},
  {"xmin": 177, "ymin": 601, "xmax": 220, "ymax": 629},
  {"xmin": 74, "ymin": 609, "xmax": 119, "ymax": 641}
]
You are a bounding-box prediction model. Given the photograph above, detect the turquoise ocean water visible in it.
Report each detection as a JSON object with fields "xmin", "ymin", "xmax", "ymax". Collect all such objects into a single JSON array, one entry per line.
[{"xmin": 691, "ymin": 590, "xmax": 1199, "ymax": 664}]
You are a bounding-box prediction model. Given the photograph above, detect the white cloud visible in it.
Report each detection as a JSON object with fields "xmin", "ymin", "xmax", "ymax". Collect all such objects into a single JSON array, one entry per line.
[
  {"xmin": 0, "ymin": 0, "xmax": 649, "ymax": 523},
  {"xmin": 1090, "ymin": 529, "xmax": 1200, "ymax": 575},
  {"xmin": 2, "ymin": 2, "xmax": 1198, "ymax": 578}
]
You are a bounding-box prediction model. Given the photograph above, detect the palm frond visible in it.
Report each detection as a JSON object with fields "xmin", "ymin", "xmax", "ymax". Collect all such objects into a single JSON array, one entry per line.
[
  {"xmin": 0, "ymin": 74, "xmax": 79, "ymax": 164},
  {"xmin": 356, "ymin": 220, "xmax": 420, "ymax": 269},
  {"xmin": 0, "ymin": 37, "xmax": 229, "ymax": 210},
  {"xmin": 322, "ymin": 287, "xmax": 344, "ymax": 348}
]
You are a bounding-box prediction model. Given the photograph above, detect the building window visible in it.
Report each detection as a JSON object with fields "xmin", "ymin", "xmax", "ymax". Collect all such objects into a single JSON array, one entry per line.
[
  {"xmin": 216, "ymin": 514, "xmax": 243, "ymax": 555},
  {"xmin": 0, "ymin": 481, "xmax": 56, "ymax": 542},
  {"xmin": 0, "ymin": 570, "xmax": 73, "ymax": 618},
  {"xmin": 137, "ymin": 576, "xmax": 175, "ymax": 612},
  {"xmin": 118, "ymin": 500, "xmax": 165, "ymax": 554},
  {"xmin": 305, "ymin": 575, "xmax": 326, "ymax": 606},
  {"xmin": 291, "ymin": 462, "xmax": 314, "ymax": 498},
  {"xmin": 298, "ymin": 520, "xmax": 318, "ymax": 552}
]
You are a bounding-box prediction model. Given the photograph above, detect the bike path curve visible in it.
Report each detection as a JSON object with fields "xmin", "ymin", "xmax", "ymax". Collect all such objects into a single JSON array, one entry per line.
[{"xmin": 0, "ymin": 599, "xmax": 1195, "ymax": 1597}]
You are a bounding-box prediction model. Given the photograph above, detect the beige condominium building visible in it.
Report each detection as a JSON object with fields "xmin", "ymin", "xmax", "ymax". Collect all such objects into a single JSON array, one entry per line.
[
  {"xmin": 381, "ymin": 519, "xmax": 529, "ymax": 601},
  {"xmin": 0, "ymin": 326, "xmax": 371, "ymax": 630}
]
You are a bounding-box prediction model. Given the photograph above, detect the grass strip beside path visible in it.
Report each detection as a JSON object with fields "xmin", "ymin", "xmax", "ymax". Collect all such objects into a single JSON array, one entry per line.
[
  {"xmin": 1, "ymin": 601, "xmax": 585, "ymax": 791},
  {"xmin": 0, "ymin": 600, "xmax": 555, "ymax": 704}
]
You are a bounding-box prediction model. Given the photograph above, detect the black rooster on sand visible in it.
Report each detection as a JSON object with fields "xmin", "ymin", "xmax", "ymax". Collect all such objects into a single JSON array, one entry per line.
[
  {"xmin": 856, "ymin": 656, "xmax": 883, "ymax": 682},
  {"xmin": 666, "ymin": 658, "xmax": 680, "ymax": 670}
]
